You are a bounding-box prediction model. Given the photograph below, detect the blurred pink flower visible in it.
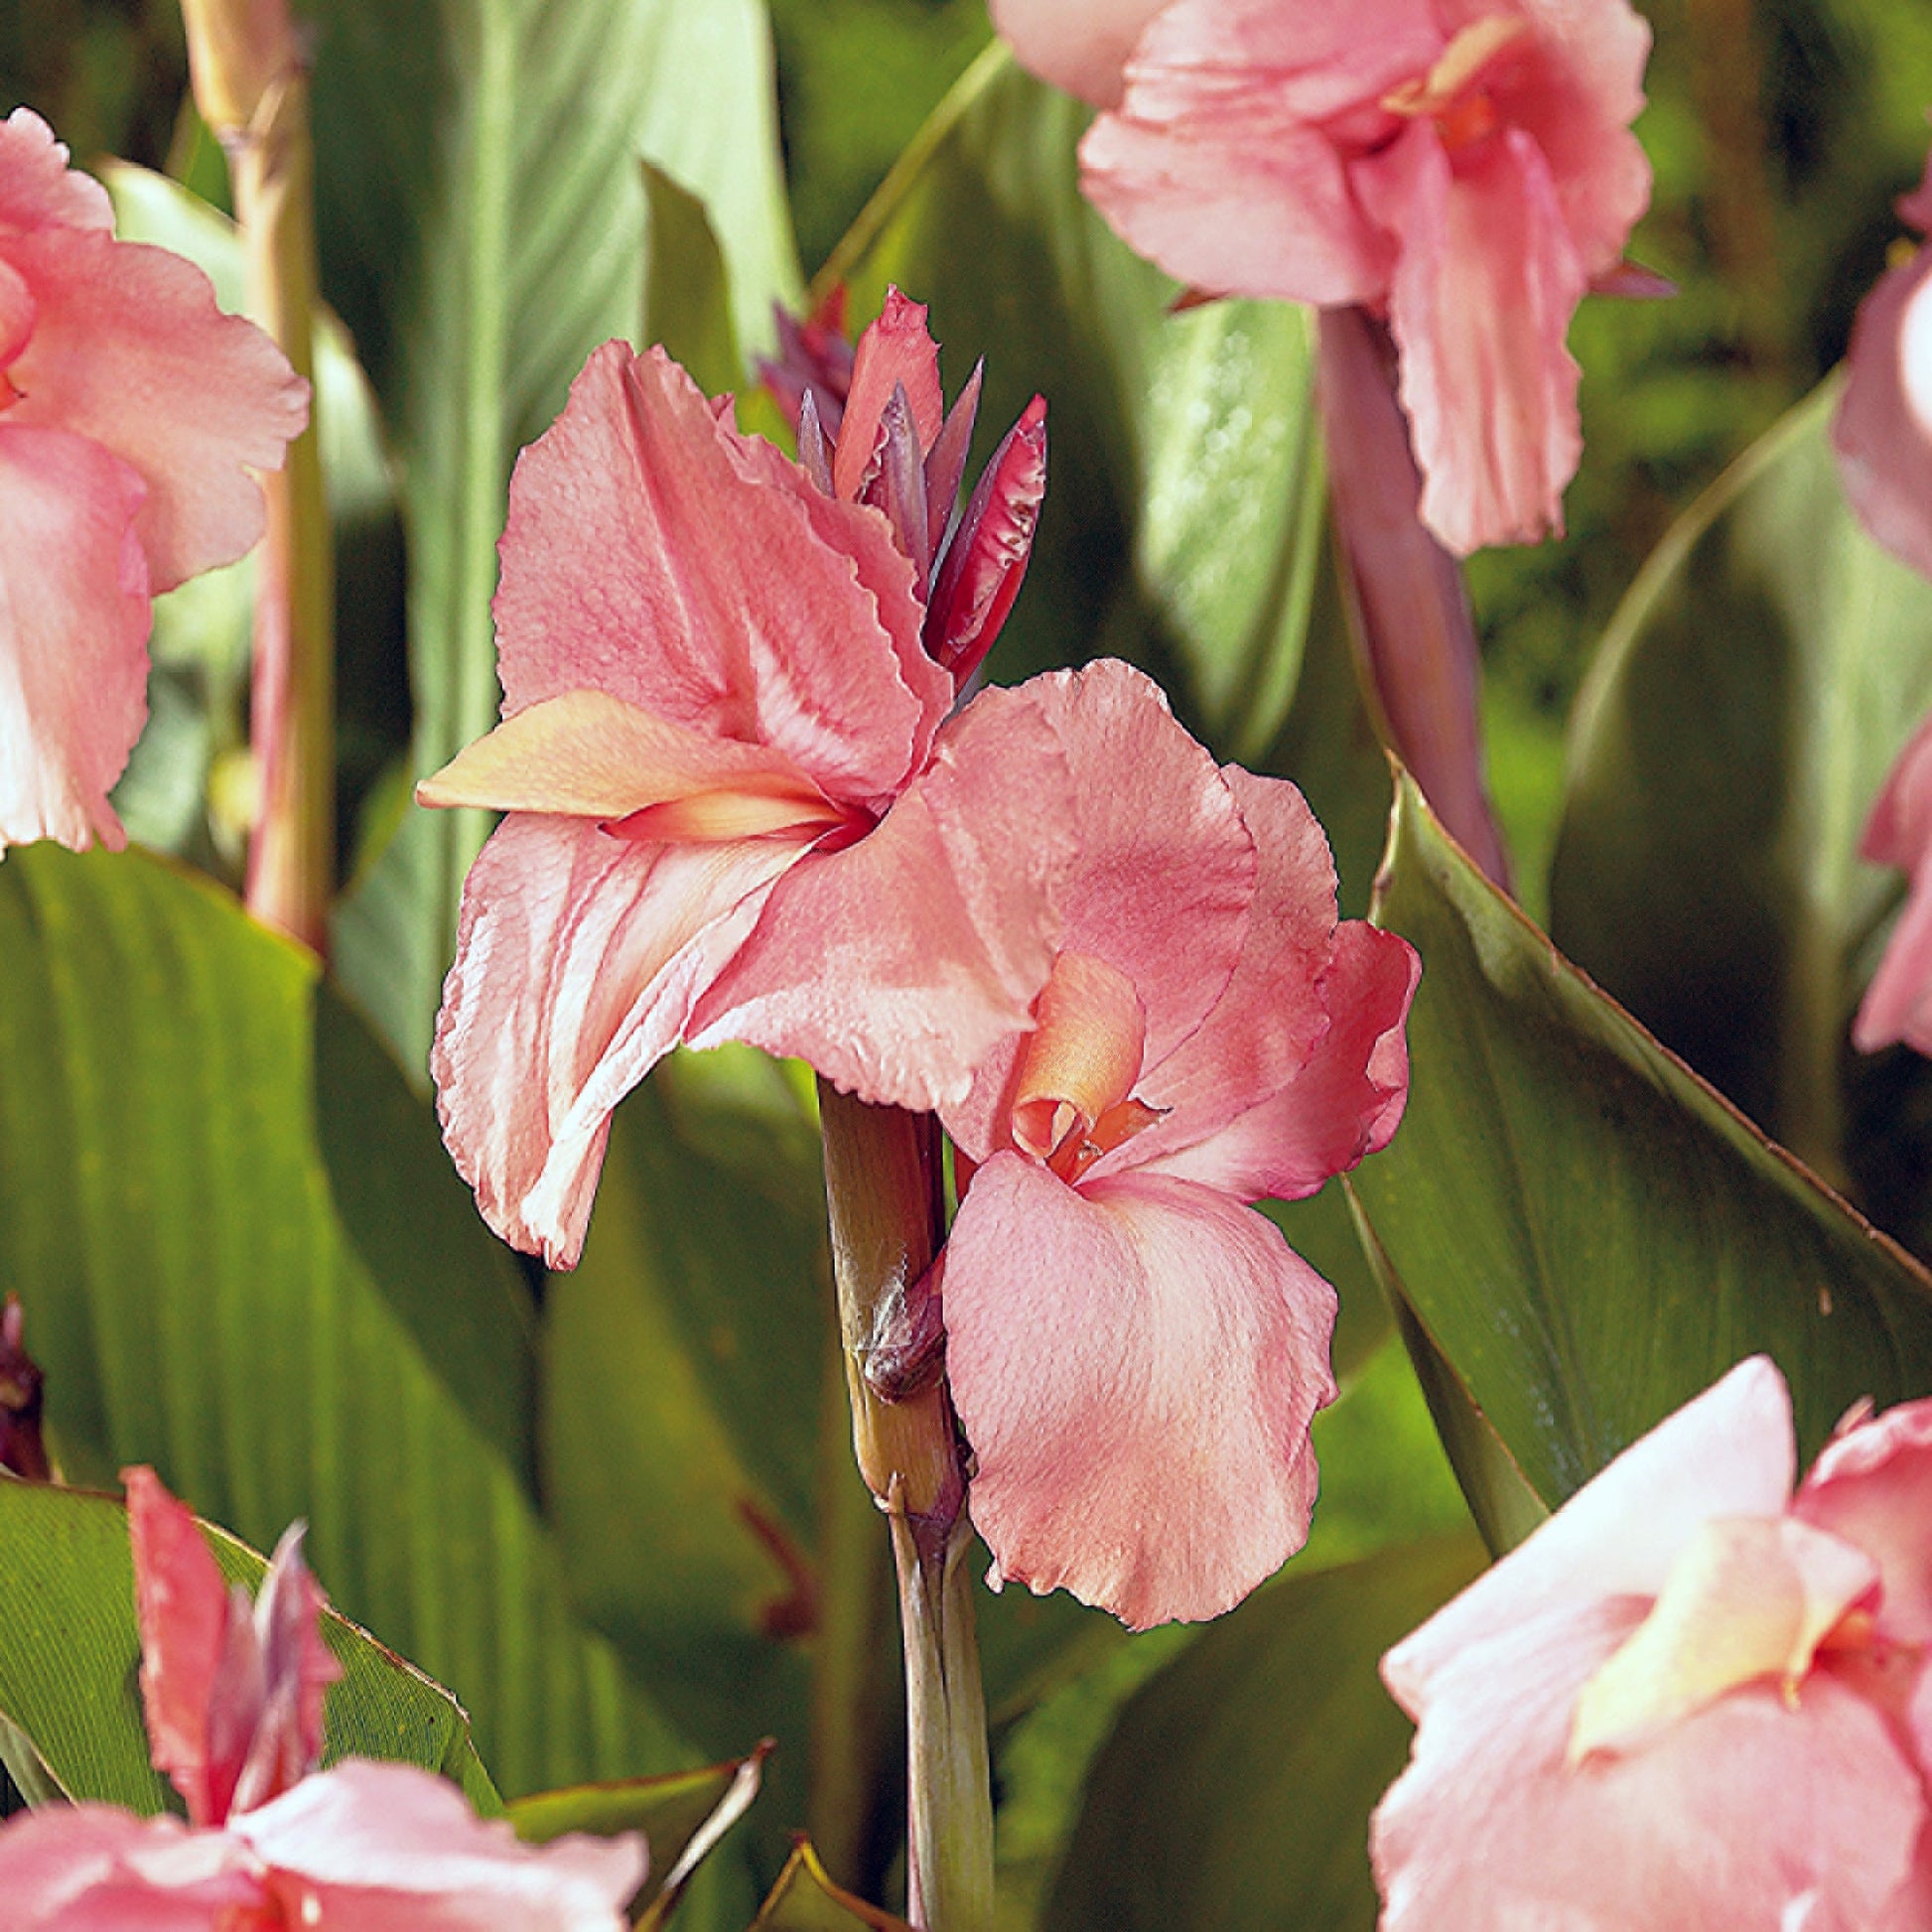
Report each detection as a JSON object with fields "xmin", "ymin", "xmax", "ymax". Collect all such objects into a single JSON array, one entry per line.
[
  {"xmin": 0, "ymin": 107, "xmax": 307, "ymax": 855},
  {"xmin": 420, "ymin": 294, "xmax": 1057, "ymax": 1266},
  {"xmin": 1854, "ymin": 712, "xmax": 1932, "ymax": 1057},
  {"xmin": 1372, "ymin": 1357, "xmax": 1932, "ymax": 1927},
  {"xmin": 933, "ymin": 660, "xmax": 1418, "ymax": 1627},
  {"xmin": 0, "ymin": 1467, "xmax": 645, "ymax": 1929},
  {"xmin": 1835, "ymin": 152, "xmax": 1932, "ymax": 584},
  {"xmin": 993, "ymin": 0, "xmax": 1653, "ymax": 554}
]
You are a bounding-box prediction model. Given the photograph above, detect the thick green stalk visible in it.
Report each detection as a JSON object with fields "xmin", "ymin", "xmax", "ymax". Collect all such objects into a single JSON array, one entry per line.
[
  {"xmin": 183, "ymin": 0, "xmax": 335, "ymax": 952},
  {"xmin": 815, "ymin": 1082, "xmax": 993, "ymax": 1932}
]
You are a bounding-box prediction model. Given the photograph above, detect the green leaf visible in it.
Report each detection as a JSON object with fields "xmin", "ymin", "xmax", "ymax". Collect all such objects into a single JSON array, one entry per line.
[
  {"xmin": 0, "ymin": 844, "xmax": 691, "ymax": 1797},
  {"xmin": 1550, "ymin": 381, "xmax": 1932, "ymax": 1224},
  {"xmin": 313, "ymin": 0, "xmax": 801, "ymax": 1073},
  {"xmin": 509, "ymin": 1743, "xmax": 768, "ymax": 1927},
  {"xmin": 641, "ymin": 162, "xmax": 744, "ymax": 400},
  {"xmin": 751, "ymin": 1843, "xmax": 912, "ymax": 1930},
  {"xmin": 1354, "ymin": 772, "xmax": 1932, "ymax": 1521},
  {"xmin": 1042, "ymin": 1534, "xmax": 1484, "ymax": 1932},
  {"xmin": 0, "ymin": 1477, "xmax": 496, "ymax": 1814}
]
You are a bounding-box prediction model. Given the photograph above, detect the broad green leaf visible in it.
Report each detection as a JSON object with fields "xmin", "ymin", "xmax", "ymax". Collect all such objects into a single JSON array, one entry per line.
[
  {"xmin": 752, "ymin": 1843, "xmax": 912, "ymax": 1930},
  {"xmin": 642, "ymin": 162, "xmax": 743, "ymax": 401},
  {"xmin": 1042, "ymin": 1534, "xmax": 1484, "ymax": 1932},
  {"xmin": 1355, "ymin": 772, "xmax": 1932, "ymax": 1517},
  {"xmin": 0, "ymin": 844, "xmax": 690, "ymax": 1797},
  {"xmin": 0, "ymin": 1477, "xmax": 496, "ymax": 1814},
  {"xmin": 509, "ymin": 1743, "xmax": 767, "ymax": 1927},
  {"xmin": 314, "ymin": 0, "xmax": 802, "ymax": 1073},
  {"xmin": 1550, "ymin": 381, "xmax": 1932, "ymax": 1228},
  {"xmin": 100, "ymin": 163, "xmax": 397, "ymax": 870}
]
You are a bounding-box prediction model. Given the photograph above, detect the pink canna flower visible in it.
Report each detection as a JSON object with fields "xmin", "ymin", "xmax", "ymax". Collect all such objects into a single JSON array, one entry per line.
[
  {"xmin": 1854, "ymin": 711, "xmax": 1932, "ymax": 1057},
  {"xmin": 932, "ymin": 659, "xmax": 1418, "ymax": 1628},
  {"xmin": 419, "ymin": 292, "xmax": 1053, "ymax": 1267},
  {"xmin": 0, "ymin": 107, "xmax": 307, "ymax": 855},
  {"xmin": 1835, "ymin": 150, "xmax": 1932, "ymax": 585},
  {"xmin": 1371, "ymin": 1357, "xmax": 1932, "ymax": 1927},
  {"xmin": 993, "ymin": 0, "xmax": 1654, "ymax": 555},
  {"xmin": 0, "ymin": 1467, "xmax": 645, "ymax": 1929}
]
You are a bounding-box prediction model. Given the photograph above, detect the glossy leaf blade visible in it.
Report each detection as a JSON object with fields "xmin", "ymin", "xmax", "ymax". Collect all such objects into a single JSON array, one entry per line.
[{"xmin": 1356, "ymin": 772, "xmax": 1932, "ymax": 1511}]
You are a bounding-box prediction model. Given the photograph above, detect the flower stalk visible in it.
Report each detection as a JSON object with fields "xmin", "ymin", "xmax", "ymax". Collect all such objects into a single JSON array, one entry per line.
[
  {"xmin": 815, "ymin": 1080, "xmax": 993, "ymax": 1932},
  {"xmin": 184, "ymin": 0, "xmax": 335, "ymax": 952}
]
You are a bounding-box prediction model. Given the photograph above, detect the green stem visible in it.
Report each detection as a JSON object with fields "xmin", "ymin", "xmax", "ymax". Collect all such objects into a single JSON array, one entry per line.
[{"xmin": 815, "ymin": 1082, "xmax": 993, "ymax": 1932}]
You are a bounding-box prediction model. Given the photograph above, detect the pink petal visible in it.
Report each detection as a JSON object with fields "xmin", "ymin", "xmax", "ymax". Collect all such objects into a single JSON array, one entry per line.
[
  {"xmin": 1114, "ymin": 766, "xmax": 1416, "ymax": 1196},
  {"xmin": 690, "ymin": 677, "xmax": 1077, "ymax": 1113},
  {"xmin": 1498, "ymin": 0, "xmax": 1654, "ymax": 279},
  {"xmin": 0, "ymin": 1805, "xmax": 268, "ymax": 1929},
  {"xmin": 226, "ymin": 1523, "xmax": 342, "ymax": 1818},
  {"xmin": 432, "ymin": 815, "xmax": 803, "ymax": 1267},
  {"xmin": 490, "ymin": 344, "xmax": 941, "ymax": 805},
  {"xmin": 831, "ymin": 288, "xmax": 945, "ymax": 503},
  {"xmin": 944, "ymin": 1156, "xmax": 1337, "ymax": 1627},
  {"xmin": 1373, "ymin": 1593, "xmax": 1928, "ymax": 1930},
  {"xmin": 0, "ymin": 107, "xmax": 114, "ymax": 233},
  {"xmin": 1795, "ymin": 1394, "xmax": 1932, "ymax": 1645},
  {"xmin": 125, "ymin": 1466, "xmax": 234, "ymax": 1828},
  {"xmin": 3, "ymin": 227, "xmax": 305, "ymax": 589},
  {"xmin": 234, "ymin": 1760, "xmax": 645, "ymax": 1930},
  {"xmin": 1383, "ymin": 1357, "xmax": 1797, "ymax": 1718},
  {"xmin": 0, "ymin": 421, "xmax": 149, "ymax": 853},
  {"xmin": 990, "ymin": 0, "xmax": 1170, "ymax": 108},
  {"xmin": 1835, "ymin": 233, "xmax": 1932, "ymax": 585},
  {"xmin": 1315, "ymin": 305, "xmax": 1513, "ymax": 883},
  {"xmin": 1079, "ymin": 0, "xmax": 1433, "ymax": 307},
  {"xmin": 938, "ymin": 661, "xmax": 1256, "ymax": 1160},
  {"xmin": 1854, "ymin": 713, "xmax": 1932, "ymax": 1053},
  {"xmin": 1352, "ymin": 121, "xmax": 1587, "ymax": 554}
]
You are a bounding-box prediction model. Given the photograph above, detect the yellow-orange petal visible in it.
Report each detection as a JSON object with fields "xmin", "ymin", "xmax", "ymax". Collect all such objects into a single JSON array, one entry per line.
[
  {"xmin": 1382, "ymin": 14, "xmax": 1527, "ymax": 119},
  {"xmin": 1567, "ymin": 1515, "xmax": 1878, "ymax": 1765},
  {"xmin": 1011, "ymin": 949, "xmax": 1147, "ymax": 1164}
]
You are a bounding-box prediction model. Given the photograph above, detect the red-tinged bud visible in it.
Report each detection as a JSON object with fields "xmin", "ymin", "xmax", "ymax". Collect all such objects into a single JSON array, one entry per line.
[
  {"xmin": 758, "ymin": 289, "xmax": 855, "ymax": 439},
  {"xmin": 858, "ymin": 383, "xmax": 933, "ymax": 582},
  {"xmin": 923, "ymin": 394, "xmax": 1046, "ymax": 686},
  {"xmin": 0, "ymin": 1297, "xmax": 49, "ymax": 1482},
  {"xmin": 921, "ymin": 359, "xmax": 983, "ymax": 560}
]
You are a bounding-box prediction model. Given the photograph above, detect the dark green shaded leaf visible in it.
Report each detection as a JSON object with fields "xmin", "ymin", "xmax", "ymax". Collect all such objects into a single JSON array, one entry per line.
[
  {"xmin": 1356, "ymin": 772, "xmax": 1932, "ymax": 1513},
  {"xmin": 752, "ymin": 1843, "xmax": 911, "ymax": 1930},
  {"xmin": 642, "ymin": 162, "xmax": 744, "ymax": 399},
  {"xmin": 1043, "ymin": 1534, "xmax": 1484, "ymax": 1932},
  {"xmin": 0, "ymin": 844, "xmax": 688, "ymax": 1796}
]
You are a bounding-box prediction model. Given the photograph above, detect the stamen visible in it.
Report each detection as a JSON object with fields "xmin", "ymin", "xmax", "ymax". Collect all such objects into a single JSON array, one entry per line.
[{"xmin": 1381, "ymin": 15, "xmax": 1526, "ymax": 152}]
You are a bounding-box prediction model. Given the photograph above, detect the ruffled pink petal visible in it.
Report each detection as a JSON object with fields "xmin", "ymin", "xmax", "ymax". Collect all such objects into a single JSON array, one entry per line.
[
  {"xmin": 1352, "ymin": 121, "xmax": 1587, "ymax": 554},
  {"xmin": 125, "ymin": 1466, "xmax": 234, "ymax": 1828},
  {"xmin": 1795, "ymin": 1395, "xmax": 1932, "ymax": 1645},
  {"xmin": 1384, "ymin": 1356, "xmax": 1796, "ymax": 1717},
  {"xmin": 490, "ymin": 344, "xmax": 939, "ymax": 804},
  {"xmin": 990, "ymin": 0, "xmax": 1170, "ymax": 108},
  {"xmin": 1113, "ymin": 766, "xmax": 1416, "ymax": 1195},
  {"xmin": 831, "ymin": 288, "xmax": 945, "ymax": 502},
  {"xmin": 0, "ymin": 421, "xmax": 149, "ymax": 853},
  {"xmin": 1835, "ymin": 235, "xmax": 1932, "ymax": 586},
  {"xmin": 0, "ymin": 1805, "xmax": 268, "ymax": 1929},
  {"xmin": 432, "ymin": 814, "xmax": 803, "ymax": 1268},
  {"xmin": 945, "ymin": 1156, "xmax": 1337, "ymax": 1627},
  {"xmin": 234, "ymin": 1761, "xmax": 644, "ymax": 1930},
  {"xmin": 690, "ymin": 678, "xmax": 1076, "ymax": 1113},
  {"xmin": 3, "ymin": 227, "xmax": 305, "ymax": 589},
  {"xmin": 0, "ymin": 107, "xmax": 113, "ymax": 234},
  {"xmin": 938, "ymin": 661, "xmax": 1255, "ymax": 1160},
  {"xmin": 1373, "ymin": 1593, "xmax": 1928, "ymax": 1930},
  {"xmin": 1498, "ymin": 0, "xmax": 1654, "ymax": 278},
  {"xmin": 1315, "ymin": 305, "xmax": 1513, "ymax": 884}
]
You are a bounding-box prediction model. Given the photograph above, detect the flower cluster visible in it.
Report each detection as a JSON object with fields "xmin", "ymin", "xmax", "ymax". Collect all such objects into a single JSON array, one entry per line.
[
  {"xmin": 420, "ymin": 293, "xmax": 1417, "ymax": 1627},
  {"xmin": 0, "ymin": 1468, "xmax": 643, "ymax": 1929}
]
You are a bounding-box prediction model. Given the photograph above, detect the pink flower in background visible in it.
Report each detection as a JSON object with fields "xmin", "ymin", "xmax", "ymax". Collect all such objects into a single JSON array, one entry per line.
[
  {"xmin": 0, "ymin": 1468, "xmax": 645, "ymax": 1929},
  {"xmin": 421, "ymin": 294, "xmax": 1056, "ymax": 1267},
  {"xmin": 993, "ymin": 0, "xmax": 1653, "ymax": 554},
  {"xmin": 0, "ymin": 108, "xmax": 307, "ymax": 855},
  {"xmin": 934, "ymin": 660, "xmax": 1418, "ymax": 1627},
  {"xmin": 1854, "ymin": 712, "xmax": 1932, "ymax": 1057},
  {"xmin": 1372, "ymin": 1358, "xmax": 1932, "ymax": 1927},
  {"xmin": 1835, "ymin": 151, "xmax": 1932, "ymax": 584}
]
